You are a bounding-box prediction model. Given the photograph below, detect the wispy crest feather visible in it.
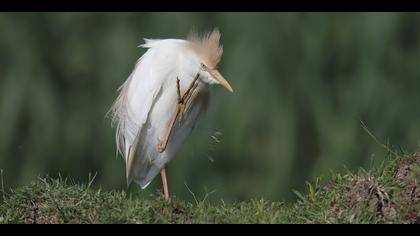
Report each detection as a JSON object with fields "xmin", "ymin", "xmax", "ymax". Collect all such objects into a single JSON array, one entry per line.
[{"xmin": 187, "ymin": 28, "xmax": 223, "ymax": 68}]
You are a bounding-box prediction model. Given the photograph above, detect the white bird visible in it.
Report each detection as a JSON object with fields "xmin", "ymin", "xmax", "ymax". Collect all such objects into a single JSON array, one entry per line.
[{"xmin": 109, "ymin": 29, "xmax": 233, "ymax": 200}]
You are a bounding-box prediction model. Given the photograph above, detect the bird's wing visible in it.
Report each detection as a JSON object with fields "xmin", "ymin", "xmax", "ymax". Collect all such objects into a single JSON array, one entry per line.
[
  {"xmin": 129, "ymin": 84, "xmax": 211, "ymax": 189},
  {"xmin": 110, "ymin": 39, "xmax": 179, "ymax": 156},
  {"xmin": 110, "ymin": 44, "xmax": 158, "ymax": 159},
  {"xmin": 110, "ymin": 39, "xmax": 188, "ymax": 187}
]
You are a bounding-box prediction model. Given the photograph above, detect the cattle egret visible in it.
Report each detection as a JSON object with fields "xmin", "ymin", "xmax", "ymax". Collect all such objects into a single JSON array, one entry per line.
[{"xmin": 109, "ymin": 29, "xmax": 233, "ymax": 201}]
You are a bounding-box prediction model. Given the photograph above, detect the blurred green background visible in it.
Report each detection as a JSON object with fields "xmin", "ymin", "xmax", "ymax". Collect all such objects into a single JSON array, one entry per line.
[{"xmin": 1, "ymin": 12, "xmax": 420, "ymax": 203}]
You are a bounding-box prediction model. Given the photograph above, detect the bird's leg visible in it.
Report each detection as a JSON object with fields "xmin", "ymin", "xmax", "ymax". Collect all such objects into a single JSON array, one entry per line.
[
  {"xmin": 158, "ymin": 74, "xmax": 200, "ymax": 153},
  {"xmin": 158, "ymin": 79, "xmax": 182, "ymax": 153},
  {"xmin": 157, "ymin": 108, "xmax": 180, "ymax": 153},
  {"xmin": 160, "ymin": 166, "xmax": 170, "ymax": 201}
]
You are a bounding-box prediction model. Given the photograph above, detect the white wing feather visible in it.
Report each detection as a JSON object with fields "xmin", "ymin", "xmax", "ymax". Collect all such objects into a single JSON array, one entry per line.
[{"xmin": 109, "ymin": 38, "xmax": 200, "ymax": 188}]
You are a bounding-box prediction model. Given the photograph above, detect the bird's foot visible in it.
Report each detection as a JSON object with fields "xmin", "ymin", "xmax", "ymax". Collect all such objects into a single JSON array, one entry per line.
[
  {"xmin": 178, "ymin": 74, "xmax": 199, "ymax": 123},
  {"xmin": 157, "ymin": 73, "xmax": 200, "ymax": 153}
]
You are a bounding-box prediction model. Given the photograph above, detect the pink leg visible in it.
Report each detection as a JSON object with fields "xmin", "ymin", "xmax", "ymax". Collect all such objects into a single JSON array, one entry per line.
[{"xmin": 160, "ymin": 166, "xmax": 170, "ymax": 201}]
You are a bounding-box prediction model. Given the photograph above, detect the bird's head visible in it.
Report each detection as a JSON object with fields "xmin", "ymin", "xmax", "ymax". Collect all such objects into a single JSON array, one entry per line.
[{"xmin": 188, "ymin": 29, "xmax": 233, "ymax": 93}]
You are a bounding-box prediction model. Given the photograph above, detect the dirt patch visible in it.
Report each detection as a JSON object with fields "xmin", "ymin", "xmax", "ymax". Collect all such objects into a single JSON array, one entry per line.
[
  {"xmin": 346, "ymin": 176, "xmax": 396, "ymax": 222},
  {"xmin": 153, "ymin": 200, "xmax": 193, "ymax": 223},
  {"xmin": 394, "ymin": 153, "xmax": 420, "ymax": 183},
  {"xmin": 393, "ymin": 154, "xmax": 420, "ymax": 224},
  {"xmin": 19, "ymin": 199, "xmax": 61, "ymax": 224},
  {"xmin": 335, "ymin": 153, "xmax": 420, "ymax": 223}
]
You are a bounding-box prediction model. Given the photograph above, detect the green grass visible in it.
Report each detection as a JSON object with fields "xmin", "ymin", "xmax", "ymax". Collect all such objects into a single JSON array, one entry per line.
[{"xmin": 0, "ymin": 151, "xmax": 419, "ymax": 224}]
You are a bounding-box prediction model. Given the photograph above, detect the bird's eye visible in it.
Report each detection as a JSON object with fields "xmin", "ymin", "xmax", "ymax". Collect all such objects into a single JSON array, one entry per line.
[{"xmin": 200, "ymin": 63, "xmax": 206, "ymax": 69}]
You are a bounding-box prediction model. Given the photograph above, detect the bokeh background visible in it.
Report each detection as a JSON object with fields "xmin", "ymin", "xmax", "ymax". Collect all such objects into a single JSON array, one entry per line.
[{"xmin": 1, "ymin": 12, "xmax": 420, "ymax": 203}]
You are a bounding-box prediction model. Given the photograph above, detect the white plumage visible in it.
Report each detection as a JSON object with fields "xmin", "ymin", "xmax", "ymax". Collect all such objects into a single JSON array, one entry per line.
[{"xmin": 109, "ymin": 29, "xmax": 232, "ymax": 193}]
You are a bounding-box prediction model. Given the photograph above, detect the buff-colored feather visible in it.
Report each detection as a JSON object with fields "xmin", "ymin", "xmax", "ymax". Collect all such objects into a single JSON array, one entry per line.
[{"xmin": 187, "ymin": 28, "xmax": 223, "ymax": 69}]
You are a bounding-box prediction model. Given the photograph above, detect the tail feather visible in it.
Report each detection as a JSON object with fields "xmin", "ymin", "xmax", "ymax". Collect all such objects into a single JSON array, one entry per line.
[{"xmin": 126, "ymin": 120, "xmax": 163, "ymax": 189}]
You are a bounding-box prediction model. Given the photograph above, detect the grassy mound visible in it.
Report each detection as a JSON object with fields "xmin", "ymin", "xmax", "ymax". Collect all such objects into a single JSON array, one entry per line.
[{"xmin": 0, "ymin": 152, "xmax": 419, "ymax": 224}]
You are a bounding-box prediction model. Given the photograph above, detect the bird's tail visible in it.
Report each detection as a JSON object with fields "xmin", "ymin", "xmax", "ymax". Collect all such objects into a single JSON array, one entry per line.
[{"xmin": 126, "ymin": 125, "xmax": 163, "ymax": 189}]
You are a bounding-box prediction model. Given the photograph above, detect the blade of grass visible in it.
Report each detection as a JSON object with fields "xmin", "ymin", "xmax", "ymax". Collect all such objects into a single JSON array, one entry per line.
[{"xmin": 360, "ymin": 120, "xmax": 397, "ymax": 156}]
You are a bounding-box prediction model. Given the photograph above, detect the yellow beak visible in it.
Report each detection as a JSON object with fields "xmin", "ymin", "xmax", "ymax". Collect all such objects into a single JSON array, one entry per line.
[{"xmin": 208, "ymin": 69, "xmax": 233, "ymax": 93}]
